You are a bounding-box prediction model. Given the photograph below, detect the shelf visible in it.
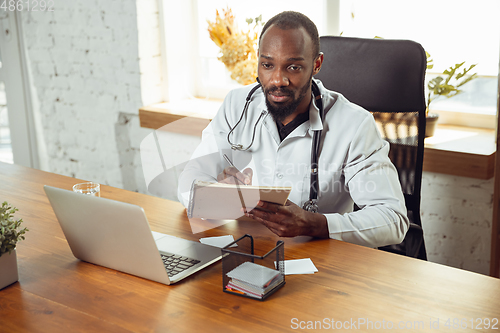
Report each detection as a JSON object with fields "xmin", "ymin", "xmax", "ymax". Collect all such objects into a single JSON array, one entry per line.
[{"xmin": 139, "ymin": 101, "xmax": 496, "ymax": 180}]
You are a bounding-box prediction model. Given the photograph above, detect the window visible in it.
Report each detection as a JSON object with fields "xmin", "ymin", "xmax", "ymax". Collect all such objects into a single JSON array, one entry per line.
[
  {"xmin": 194, "ymin": 0, "xmax": 330, "ymax": 99},
  {"xmin": 157, "ymin": 0, "xmax": 499, "ymax": 127},
  {"xmin": 337, "ymin": 0, "xmax": 499, "ymax": 127},
  {"xmin": 159, "ymin": 0, "xmax": 335, "ymax": 102}
]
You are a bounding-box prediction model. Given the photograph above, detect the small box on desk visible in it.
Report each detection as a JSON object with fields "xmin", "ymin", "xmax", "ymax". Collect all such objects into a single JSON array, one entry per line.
[{"xmin": 222, "ymin": 234, "xmax": 285, "ymax": 300}]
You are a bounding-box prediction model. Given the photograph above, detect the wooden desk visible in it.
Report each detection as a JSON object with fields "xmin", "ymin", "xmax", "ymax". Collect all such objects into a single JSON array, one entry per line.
[{"xmin": 1, "ymin": 162, "xmax": 499, "ymax": 332}]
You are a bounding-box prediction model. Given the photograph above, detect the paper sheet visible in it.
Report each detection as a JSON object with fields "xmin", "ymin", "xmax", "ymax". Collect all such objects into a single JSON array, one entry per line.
[
  {"xmin": 151, "ymin": 231, "xmax": 166, "ymax": 241},
  {"xmin": 199, "ymin": 235, "xmax": 237, "ymax": 248},
  {"xmin": 283, "ymin": 258, "xmax": 318, "ymax": 275}
]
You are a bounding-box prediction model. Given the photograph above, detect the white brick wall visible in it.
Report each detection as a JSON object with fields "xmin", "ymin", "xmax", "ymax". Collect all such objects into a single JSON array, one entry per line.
[
  {"xmin": 21, "ymin": 0, "xmax": 153, "ymax": 190},
  {"xmin": 421, "ymin": 172, "xmax": 494, "ymax": 275}
]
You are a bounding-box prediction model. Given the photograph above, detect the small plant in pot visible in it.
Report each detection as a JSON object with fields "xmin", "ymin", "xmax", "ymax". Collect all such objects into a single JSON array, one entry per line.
[
  {"xmin": 0, "ymin": 201, "xmax": 28, "ymax": 289},
  {"xmin": 425, "ymin": 52, "xmax": 478, "ymax": 137}
]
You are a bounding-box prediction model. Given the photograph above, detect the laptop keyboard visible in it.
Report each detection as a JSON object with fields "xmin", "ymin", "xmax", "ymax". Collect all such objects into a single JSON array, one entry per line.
[{"xmin": 160, "ymin": 253, "xmax": 201, "ymax": 277}]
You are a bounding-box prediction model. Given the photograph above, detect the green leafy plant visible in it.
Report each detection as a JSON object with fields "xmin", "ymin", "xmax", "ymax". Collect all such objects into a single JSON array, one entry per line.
[
  {"xmin": 426, "ymin": 52, "xmax": 478, "ymax": 115},
  {"xmin": 0, "ymin": 202, "xmax": 28, "ymax": 257}
]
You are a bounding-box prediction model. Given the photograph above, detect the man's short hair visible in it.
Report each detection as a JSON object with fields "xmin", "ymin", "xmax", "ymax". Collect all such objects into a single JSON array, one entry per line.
[{"xmin": 259, "ymin": 11, "xmax": 320, "ymax": 59}]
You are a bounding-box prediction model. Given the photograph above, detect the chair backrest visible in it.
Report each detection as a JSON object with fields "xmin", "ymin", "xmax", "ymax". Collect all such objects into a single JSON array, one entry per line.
[{"xmin": 314, "ymin": 36, "xmax": 427, "ymax": 231}]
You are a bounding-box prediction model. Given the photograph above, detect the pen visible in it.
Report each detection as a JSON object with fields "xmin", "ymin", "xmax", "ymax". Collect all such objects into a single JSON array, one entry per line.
[
  {"xmin": 223, "ymin": 154, "xmax": 248, "ymax": 186},
  {"xmin": 222, "ymin": 153, "xmax": 248, "ymax": 211}
]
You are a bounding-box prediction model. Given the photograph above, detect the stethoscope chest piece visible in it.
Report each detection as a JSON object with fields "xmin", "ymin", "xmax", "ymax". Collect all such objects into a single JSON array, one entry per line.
[{"xmin": 302, "ymin": 199, "xmax": 319, "ymax": 213}]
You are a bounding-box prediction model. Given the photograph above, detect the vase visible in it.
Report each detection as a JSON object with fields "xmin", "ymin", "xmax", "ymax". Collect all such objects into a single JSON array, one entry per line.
[
  {"xmin": 425, "ymin": 112, "xmax": 439, "ymax": 138},
  {"xmin": 0, "ymin": 249, "xmax": 19, "ymax": 290}
]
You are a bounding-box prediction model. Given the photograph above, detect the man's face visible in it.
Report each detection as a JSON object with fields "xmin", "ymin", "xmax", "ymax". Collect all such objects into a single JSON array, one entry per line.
[{"xmin": 258, "ymin": 25, "xmax": 322, "ymax": 124}]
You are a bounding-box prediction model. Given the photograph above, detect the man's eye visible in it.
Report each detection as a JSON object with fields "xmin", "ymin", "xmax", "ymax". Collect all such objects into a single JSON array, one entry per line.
[
  {"xmin": 288, "ymin": 65, "xmax": 302, "ymax": 71},
  {"xmin": 262, "ymin": 63, "xmax": 272, "ymax": 69}
]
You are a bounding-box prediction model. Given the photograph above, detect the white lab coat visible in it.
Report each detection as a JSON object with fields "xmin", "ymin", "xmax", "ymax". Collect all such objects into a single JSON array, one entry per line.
[{"xmin": 177, "ymin": 79, "xmax": 409, "ymax": 248}]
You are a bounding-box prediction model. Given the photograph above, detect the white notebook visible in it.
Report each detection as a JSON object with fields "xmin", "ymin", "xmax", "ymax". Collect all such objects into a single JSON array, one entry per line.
[
  {"xmin": 187, "ymin": 180, "xmax": 291, "ymax": 220},
  {"xmin": 226, "ymin": 261, "xmax": 281, "ymax": 288}
]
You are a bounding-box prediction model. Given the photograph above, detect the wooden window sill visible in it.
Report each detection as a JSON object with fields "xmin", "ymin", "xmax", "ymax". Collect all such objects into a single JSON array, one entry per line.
[
  {"xmin": 139, "ymin": 100, "xmax": 496, "ymax": 180},
  {"xmin": 423, "ymin": 124, "xmax": 495, "ymax": 179},
  {"xmin": 139, "ymin": 99, "xmax": 221, "ymax": 136}
]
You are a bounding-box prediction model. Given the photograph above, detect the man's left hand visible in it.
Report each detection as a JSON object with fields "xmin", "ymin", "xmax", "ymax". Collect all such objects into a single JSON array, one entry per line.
[{"xmin": 245, "ymin": 200, "xmax": 329, "ymax": 238}]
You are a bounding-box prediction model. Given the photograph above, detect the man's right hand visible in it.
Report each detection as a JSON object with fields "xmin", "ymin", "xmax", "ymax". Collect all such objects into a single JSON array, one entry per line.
[{"xmin": 217, "ymin": 167, "xmax": 253, "ymax": 185}]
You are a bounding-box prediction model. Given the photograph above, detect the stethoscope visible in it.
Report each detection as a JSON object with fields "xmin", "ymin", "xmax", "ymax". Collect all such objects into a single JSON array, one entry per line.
[{"xmin": 227, "ymin": 79, "xmax": 332, "ymax": 213}]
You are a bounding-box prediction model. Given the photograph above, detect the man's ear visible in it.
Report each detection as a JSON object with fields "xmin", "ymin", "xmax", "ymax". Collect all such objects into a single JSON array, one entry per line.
[{"xmin": 313, "ymin": 52, "xmax": 324, "ymax": 75}]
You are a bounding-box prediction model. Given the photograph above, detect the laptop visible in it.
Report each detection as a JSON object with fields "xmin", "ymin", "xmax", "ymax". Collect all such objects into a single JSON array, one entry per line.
[{"xmin": 43, "ymin": 185, "xmax": 222, "ymax": 285}]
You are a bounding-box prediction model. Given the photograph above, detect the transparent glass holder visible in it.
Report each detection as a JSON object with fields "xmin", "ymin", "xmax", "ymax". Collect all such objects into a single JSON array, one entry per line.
[{"xmin": 72, "ymin": 182, "xmax": 100, "ymax": 197}]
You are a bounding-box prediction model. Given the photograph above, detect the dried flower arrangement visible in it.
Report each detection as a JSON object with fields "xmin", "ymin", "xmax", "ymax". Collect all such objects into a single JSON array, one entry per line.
[{"xmin": 207, "ymin": 8, "xmax": 263, "ymax": 85}]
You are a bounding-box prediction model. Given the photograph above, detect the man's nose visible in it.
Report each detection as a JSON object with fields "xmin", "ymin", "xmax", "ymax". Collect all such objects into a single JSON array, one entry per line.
[{"xmin": 270, "ymin": 68, "xmax": 289, "ymax": 87}]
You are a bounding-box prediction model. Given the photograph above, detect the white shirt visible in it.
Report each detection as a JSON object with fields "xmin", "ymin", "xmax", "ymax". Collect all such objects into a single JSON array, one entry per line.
[{"xmin": 178, "ymin": 79, "xmax": 409, "ymax": 248}]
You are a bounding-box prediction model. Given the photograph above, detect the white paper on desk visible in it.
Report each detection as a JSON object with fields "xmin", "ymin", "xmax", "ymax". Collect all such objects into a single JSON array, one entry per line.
[
  {"xmin": 199, "ymin": 235, "xmax": 237, "ymax": 248},
  {"xmin": 151, "ymin": 231, "xmax": 166, "ymax": 241},
  {"xmin": 282, "ymin": 258, "xmax": 318, "ymax": 275}
]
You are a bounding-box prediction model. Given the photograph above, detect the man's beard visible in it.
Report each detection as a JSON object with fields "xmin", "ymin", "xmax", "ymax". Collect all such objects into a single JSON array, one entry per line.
[{"xmin": 264, "ymin": 75, "xmax": 312, "ymax": 124}]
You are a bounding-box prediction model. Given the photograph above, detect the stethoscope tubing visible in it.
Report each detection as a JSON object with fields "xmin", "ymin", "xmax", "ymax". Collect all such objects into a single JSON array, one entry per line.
[{"xmin": 227, "ymin": 83, "xmax": 263, "ymax": 151}]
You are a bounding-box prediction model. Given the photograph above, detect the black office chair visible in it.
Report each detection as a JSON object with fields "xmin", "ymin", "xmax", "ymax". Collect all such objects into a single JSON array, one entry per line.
[{"xmin": 315, "ymin": 36, "xmax": 427, "ymax": 260}]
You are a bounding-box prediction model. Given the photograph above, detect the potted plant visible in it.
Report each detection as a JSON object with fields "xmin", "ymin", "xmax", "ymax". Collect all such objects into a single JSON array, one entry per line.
[
  {"xmin": 0, "ymin": 201, "xmax": 28, "ymax": 290},
  {"xmin": 425, "ymin": 52, "xmax": 477, "ymax": 137}
]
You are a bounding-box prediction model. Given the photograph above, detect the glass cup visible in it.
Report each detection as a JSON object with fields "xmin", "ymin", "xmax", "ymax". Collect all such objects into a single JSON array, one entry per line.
[{"xmin": 73, "ymin": 182, "xmax": 101, "ymax": 197}]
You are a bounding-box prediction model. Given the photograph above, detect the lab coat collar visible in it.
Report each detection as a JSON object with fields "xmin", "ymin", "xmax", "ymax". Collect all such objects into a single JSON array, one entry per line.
[
  {"xmin": 256, "ymin": 94, "xmax": 279, "ymax": 145},
  {"xmin": 308, "ymin": 91, "xmax": 323, "ymax": 132}
]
